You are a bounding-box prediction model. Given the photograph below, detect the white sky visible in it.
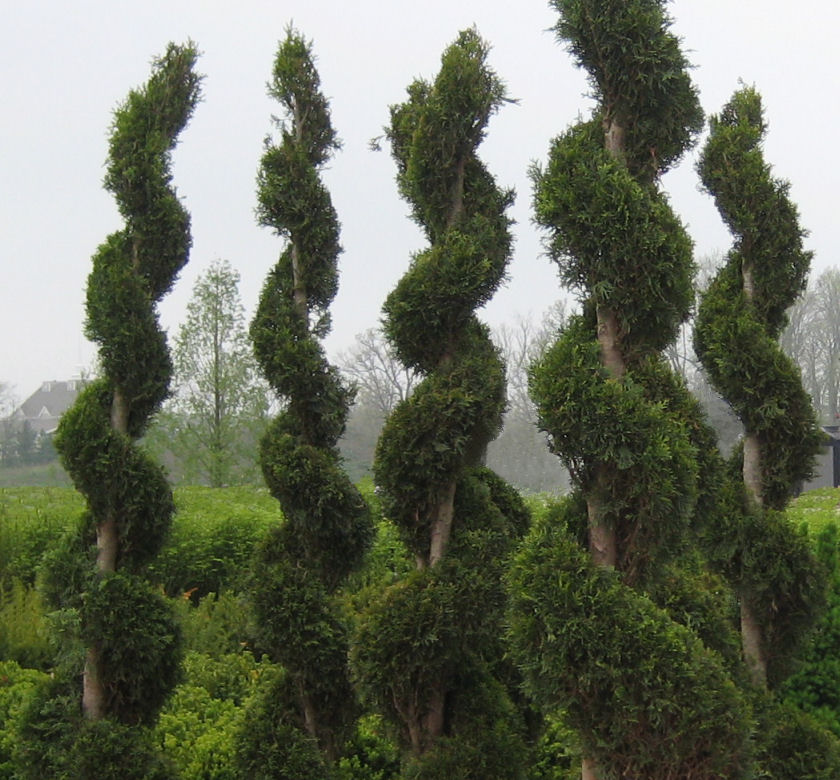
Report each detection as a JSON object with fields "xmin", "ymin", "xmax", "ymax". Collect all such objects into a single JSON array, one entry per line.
[{"xmin": 2, "ymin": 1, "xmax": 838, "ymax": 400}]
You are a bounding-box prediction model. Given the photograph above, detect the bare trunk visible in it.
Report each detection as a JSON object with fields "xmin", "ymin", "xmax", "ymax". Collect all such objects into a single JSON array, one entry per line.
[
  {"xmin": 421, "ymin": 686, "xmax": 447, "ymax": 751},
  {"xmin": 742, "ymin": 433, "xmax": 763, "ymax": 506},
  {"xmin": 582, "ymin": 757, "xmax": 601, "ymax": 780},
  {"xmin": 291, "ymin": 242, "xmax": 308, "ymax": 323},
  {"xmin": 603, "ymin": 114, "xmax": 625, "ymax": 159},
  {"xmin": 740, "ymin": 597, "xmax": 767, "ymax": 686},
  {"xmin": 596, "ymin": 304, "xmax": 625, "ymax": 379},
  {"xmin": 82, "ymin": 647, "xmax": 106, "ymax": 720},
  {"xmin": 429, "ymin": 480, "xmax": 457, "ymax": 566},
  {"xmin": 447, "ymin": 157, "xmax": 466, "ymax": 229},
  {"xmin": 587, "ymin": 495, "xmax": 617, "ymax": 568}
]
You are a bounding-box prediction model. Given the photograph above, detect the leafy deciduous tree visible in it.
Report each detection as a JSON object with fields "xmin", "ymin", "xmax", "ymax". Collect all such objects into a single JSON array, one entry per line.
[{"xmin": 147, "ymin": 258, "xmax": 269, "ymax": 486}]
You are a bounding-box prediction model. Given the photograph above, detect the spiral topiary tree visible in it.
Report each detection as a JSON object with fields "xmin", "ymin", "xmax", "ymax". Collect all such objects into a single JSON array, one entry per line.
[
  {"xmin": 350, "ymin": 29, "xmax": 531, "ymax": 778},
  {"xmin": 25, "ymin": 41, "xmax": 201, "ymax": 775},
  {"xmin": 243, "ymin": 28, "xmax": 373, "ymax": 773},
  {"xmin": 508, "ymin": 3, "xmax": 753, "ymax": 777},
  {"xmin": 694, "ymin": 86, "xmax": 825, "ymax": 688}
]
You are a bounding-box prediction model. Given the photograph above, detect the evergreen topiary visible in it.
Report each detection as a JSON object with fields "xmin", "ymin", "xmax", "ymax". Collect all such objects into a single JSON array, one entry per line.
[
  {"xmin": 694, "ymin": 86, "xmax": 826, "ymax": 687},
  {"xmin": 245, "ymin": 27, "xmax": 373, "ymax": 768},
  {"xmin": 350, "ymin": 28, "xmax": 530, "ymax": 777},
  {"xmin": 512, "ymin": 3, "xmax": 753, "ymax": 776},
  {"xmin": 21, "ymin": 43, "xmax": 201, "ymax": 771}
]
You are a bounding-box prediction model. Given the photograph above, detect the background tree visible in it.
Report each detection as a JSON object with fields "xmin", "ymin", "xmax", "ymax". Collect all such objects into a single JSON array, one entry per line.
[
  {"xmin": 350, "ymin": 29, "xmax": 530, "ymax": 778},
  {"xmin": 486, "ymin": 308, "xmax": 570, "ymax": 494},
  {"xmin": 782, "ymin": 268, "xmax": 840, "ymax": 424},
  {"xmin": 241, "ymin": 28, "xmax": 373, "ymax": 774},
  {"xmin": 509, "ymin": 2, "xmax": 752, "ymax": 777},
  {"xmin": 145, "ymin": 259, "xmax": 270, "ymax": 486},
  {"xmin": 21, "ymin": 42, "xmax": 201, "ymax": 776},
  {"xmin": 694, "ymin": 86, "xmax": 825, "ymax": 687},
  {"xmin": 337, "ymin": 329, "xmax": 419, "ymax": 481}
]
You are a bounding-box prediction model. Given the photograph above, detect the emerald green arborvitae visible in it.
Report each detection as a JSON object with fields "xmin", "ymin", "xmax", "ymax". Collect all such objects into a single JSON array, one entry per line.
[
  {"xmin": 243, "ymin": 29, "xmax": 373, "ymax": 773},
  {"xmin": 18, "ymin": 43, "xmax": 201, "ymax": 776},
  {"xmin": 694, "ymin": 87, "xmax": 826, "ymax": 688},
  {"xmin": 350, "ymin": 29, "xmax": 531, "ymax": 779},
  {"xmin": 508, "ymin": 3, "xmax": 752, "ymax": 777}
]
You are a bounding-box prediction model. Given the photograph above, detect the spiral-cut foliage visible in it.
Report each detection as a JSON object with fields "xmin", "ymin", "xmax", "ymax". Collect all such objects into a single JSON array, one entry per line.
[
  {"xmin": 352, "ymin": 30, "xmax": 528, "ymax": 776},
  {"xmin": 515, "ymin": 2, "xmax": 754, "ymax": 775},
  {"xmin": 49, "ymin": 43, "xmax": 200, "ymax": 732},
  {"xmin": 248, "ymin": 28, "xmax": 372, "ymax": 762},
  {"xmin": 694, "ymin": 86, "xmax": 825, "ymax": 686}
]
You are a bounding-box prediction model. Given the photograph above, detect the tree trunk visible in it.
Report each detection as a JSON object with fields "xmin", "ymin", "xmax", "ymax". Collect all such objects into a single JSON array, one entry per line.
[
  {"xmin": 742, "ymin": 433, "xmax": 763, "ymax": 506},
  {"xmin": 429, "ymin": 480, "xmax": 457, "ymax": 566},
  {"xmin": 582, "ymin": 757, "xmax": 601, "ymax": 780},
  {"xmin": 740, "ymin": 597, "xmax": 767, "ymax": 686}
]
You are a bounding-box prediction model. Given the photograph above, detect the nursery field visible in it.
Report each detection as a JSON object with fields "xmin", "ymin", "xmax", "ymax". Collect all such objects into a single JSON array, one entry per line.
[{"xmin": 2, "ymin": 484, "xmax": 840, "ymax": 779}]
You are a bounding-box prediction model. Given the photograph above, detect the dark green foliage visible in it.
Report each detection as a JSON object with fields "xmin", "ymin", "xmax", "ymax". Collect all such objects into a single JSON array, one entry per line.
[
  {"xmin": 248, "ymin": 27, "xmax": 373, "ymax": 767},
  {"xmin": 507, "ymin": 509, "xmax": 752, "ymax": 779},
  {"xmin": 29, "ymin": 41, "xmax": 202, "ymax": 769},
  {"xmin": 80, "ymin": 573, "xmax": 182, "ymax": 725},
  {"xmin": 694, "ymin": 86, "xmax": 821, "ymax": 504},
  {"xmin": 234, "ymin": 670, "xmax": 329, "ymax": 780},
  {"xmin": 783, "ymin": 523, "xmax": 840, "ymax": 735},
  {"xmin": 549, "ymin": 0, "xmax": 703, "ymax": 178},
  {"xmin": 694, "ymin": 85, "xmax": 825, "ymax": 686},
  {"xmin": 754, "ymin": 698, "xmax": 840, "ymax": 779},
  {"xmin": 14, "ymin": 676, "xmax": 172, "ymax": 780},
  {"xmin": 521, "ymin": 2, "xmax": 758, "ymax": 774},
  {"xmin": 531, "ymin": 122, "xmax": 695, "ymax": 356},
  {"xmin": 355, "ymin": 29, "xmax": 528, "ymax": 772}
]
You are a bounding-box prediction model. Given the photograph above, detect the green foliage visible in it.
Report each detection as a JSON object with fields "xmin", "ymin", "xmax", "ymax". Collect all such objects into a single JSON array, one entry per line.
[
  {"xmin": 0, "ymin": 661, "xmax": 49, "ymax": 779},
  {"xmin": 81, "ymin": 572, "xmax": 183, "ymax": 725},
  {"xmin": 360, "ymin": 28, "xmax": 526, "ymax": 770},
  {"xmin": 507, "ymin": 508, "xmax": 752, "ymax": 778},
  {"xmin": 248, "ymin": 27, "xmax": 373, "ymax": 769},
  {"xmin": 531, "ymin": 123, "xmax": 695, "ymax": 355},
  {"xmin": 148, "ymin": 486, "xmax": 280, "ymax": 598},
  {"xmin": 694, "ymin": 85, "xmax": 825, "ymax": 691},
  {"xmin": 147, "ymin": 258, "xmax": 271, "ymax": 487},
  {"xmin": 234, "ymin": 669, "xmax": 329, "ymax": 780},
  {"xmin": 0, "ymin": 579, "xmax": 50, "ymax": 669},
  {"xmin": 782, "ymin": 521, "xmax": 840, "ymax": 735},
  {"xmin": 0, "ymin": 487, "xmax": 83, "ymax": 587},
  {"xmin": 44, "ymin": 41, "xmax": 202, "ymax": 755},
  {"xmin": 14, "ymin": 676, "xmax": 172, "ymax": 780},
  {"xmin": 336, "ymin": 715, "xmax": 401, "ymax": 780},
  {"xmin": 550, "ymin": 0, "xmax": 703, "ymax": 177}
]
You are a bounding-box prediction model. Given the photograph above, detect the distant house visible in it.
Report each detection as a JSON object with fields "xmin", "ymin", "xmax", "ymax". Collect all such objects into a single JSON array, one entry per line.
[{"xmin": 6, "ymin": 379, "xmax": 85, "ymax": 435}]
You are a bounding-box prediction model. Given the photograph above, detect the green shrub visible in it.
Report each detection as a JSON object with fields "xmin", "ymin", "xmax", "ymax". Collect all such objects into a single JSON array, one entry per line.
[
  {"xmin": 147, "ymin": 486, "xmax": 280, "ymax": 598},
  {"xmin": 0, "ymin": 579, "xmax": 50, "ymax": 669},
  {"xmin": 14, "ymin": 676, "xmax": 171, "ymax": 780},
  {"xmin": 0, "ymin": 488, "xmax": 83, "ymax": 587},
  {"xmin": 174, "ymin": 590, "xmax": 254, "ymax": 657},
  {"xmin": 0, "ymin": 660, "xmax": 49, "ymax": 779}
]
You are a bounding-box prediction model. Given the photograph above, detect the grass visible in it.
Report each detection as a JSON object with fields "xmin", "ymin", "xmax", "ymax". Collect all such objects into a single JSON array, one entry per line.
[{"xmin": 788, "ymin": 487, "xmax": 840, "ymax": 536}]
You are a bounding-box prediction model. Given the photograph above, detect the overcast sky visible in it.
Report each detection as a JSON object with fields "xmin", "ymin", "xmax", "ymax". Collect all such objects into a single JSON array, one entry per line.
[{"xmin": 2, "ymin": 1, "xmax": 838, "ymax": 400}]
